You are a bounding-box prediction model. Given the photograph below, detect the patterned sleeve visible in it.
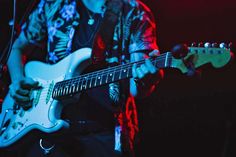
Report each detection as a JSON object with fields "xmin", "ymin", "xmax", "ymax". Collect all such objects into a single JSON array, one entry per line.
[
  {"xmin": 22, "ymin": 0, "xmax": 47, "ymax": 46},
  {"xmin": 129, "ymin": 2, "xmax": 159, "ymax": 54}
]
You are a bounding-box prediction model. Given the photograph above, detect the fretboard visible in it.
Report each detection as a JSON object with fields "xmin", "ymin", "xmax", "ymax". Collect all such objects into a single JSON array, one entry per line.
[{"xmin": 52, "ymin": 52, "xmax": 172, "ymax": 99}]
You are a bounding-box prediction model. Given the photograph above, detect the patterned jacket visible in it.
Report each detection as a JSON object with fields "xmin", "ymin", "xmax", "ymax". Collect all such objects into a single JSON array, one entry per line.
[{"xmin": 22, "ymin": 0, "xmax": 158, "ymax": 155}]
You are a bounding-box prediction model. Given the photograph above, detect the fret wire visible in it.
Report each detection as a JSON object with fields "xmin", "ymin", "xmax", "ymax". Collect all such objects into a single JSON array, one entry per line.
[
  {"xmin": 65, "ymin": 86, "xmax": 68, "ymax": 95},
  {"xmin": 112, "ymin": 70, "xmax": 116, "ymax": 82},
  {"xmin": 58, "ymin": 88, "xmax": 61, "ymax": 97},
  {"xmin": 87, "ymin": 73, "xmax": 93, "ymax": 89},
  {"xmin": 72, "ymin": 85, "xmax": 75, "ymax": 93},
  {"xmin": 105, "ymin": 71, "xmax": 109, "ymax": 83},
  {"xmin": 89, "ymin": 74, "xmax": 93, "ymax": 88},
  {"xmin": 69, "ymin": 86, "xmax": 72, "ymax": 94},
  {"xmin": 68, "ymin": 86, "xmax": 71, "ymax": 94},
  {"xmin": 79, "ymin": 76, "xmax": 83, "ymax": 89},
  {"xmin": 94, "ymin": 72, "xmax": 98, "ymax": 87},
  {"xmin": 119, "ymin": 66, "xmax": 122, "ymax": 79},
  {"xmin": 76, "ymin": 81, "xmax": 80, "ymax": 92},
  {"xmin": 58, "ymin": 88, "xmax": 61, "ymax": 96},
  {"xmin": 100, "ymin": 70, "xmax": 103, "ymax": 85},
  {"xmin": 71, "ymin": 85, "xmax": 74, "ymax": 94},
  {"xmin": 92, "ymin": 75, "xmax": 97, "ymax": 88},
  {"xmin": 80, "ymin": 77, "xmax": 84, "ymax": 91},
  {"xmin": 105, "ymin": 67, "xmax": 112, "ymax": 83},
  {"xmin": 59, "ymin": 88, "xmax": 62, "ymax": 96},
  {"xmin": 97, "ymin": 76, "xmax": 101, "ymax": 85},
  {"xmin": 62, "ymin": 88, "xmax": 65, "ymax": 96},
  {"xmin": 126, "ymin": 67, "xmax": 130, "ymax": 78},
  {"xmin": 84, "ymin": 76, "xmax": 88, "ymax": 90},
  {"xmin": 83, "ymin": 77, "xmax": 87, "ymax": 90}
]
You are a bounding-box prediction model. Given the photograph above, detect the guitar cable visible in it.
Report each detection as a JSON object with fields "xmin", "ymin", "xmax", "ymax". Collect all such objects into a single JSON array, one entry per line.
[{"xmin": 39, "ymin": 138, "xmax": 55, "ymax": 155}]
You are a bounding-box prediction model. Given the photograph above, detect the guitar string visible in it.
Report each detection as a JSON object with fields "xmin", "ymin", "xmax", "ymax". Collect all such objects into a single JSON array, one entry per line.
[
  {"xmin": 58, "ymin": 58, "xmax": 169, "ymax": 86},
  {"xmin": 53, "ymin": 56, "xmax": 170, "ymax": 93},
  {"xmin": 55, "ymin": 52, "xmax": 171, "ymax": 86},
  {"xmin": 9, "ymin": 48, "xmax": 226, "ymax": 99},
  {"xmin": 68, "ymin": 47, "xmax": 224, "ymax": 82},
  {"xmin": 72, "ymin": 47, "xmax": 226, "ymax": 82},
  {"xmin": 60, "ymin": 46, "xmax": 226, "ymax": 87},
  {"xmin": 53, "ymin": 54, "xmax": 172, "ymax": 96}
]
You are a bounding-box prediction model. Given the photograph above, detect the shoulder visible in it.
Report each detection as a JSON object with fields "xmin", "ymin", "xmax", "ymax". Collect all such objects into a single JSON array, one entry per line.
[
  {"xmin": 124, "ymin": 0, "xmax": 153, "ymax": 13},
  {"xmin": 36, "ymin": 0, "xmax": 64, "ymax": 9},
  {"xmin": 123, "ymin": 0, "xmax": 155, "ymax": 22},
  {"xmin": 34, "ymin": 0, "xmax": 66, "ymax": 18}
]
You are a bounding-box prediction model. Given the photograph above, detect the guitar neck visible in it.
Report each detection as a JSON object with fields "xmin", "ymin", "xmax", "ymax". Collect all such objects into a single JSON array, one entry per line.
[
  {"xmin": 52, "ymin": 52, "xmax": 172, "ymax": 99},
  {"xmin": 52, "ymin": 44, "xmax": 232, "ymax": 99}
]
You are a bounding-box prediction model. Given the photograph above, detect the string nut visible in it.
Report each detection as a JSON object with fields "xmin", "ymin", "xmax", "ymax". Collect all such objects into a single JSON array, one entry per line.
[
  {"xmin": 211, "ymin": 42, "xmax": 218, "ymax": 48},
  {"xmin": 228, "ymin": 42, "xmax": 233, "ymax": 50},
  {"xmin": 191, "ymin": 42, "xmax": 197, "ymax": 47},
  {"xmin": 198, "ymin": 42, "xmax": 204, "ymax": 47}
]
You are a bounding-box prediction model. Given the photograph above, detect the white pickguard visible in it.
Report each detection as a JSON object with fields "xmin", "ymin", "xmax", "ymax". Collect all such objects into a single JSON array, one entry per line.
[{"xmin": 0, "ymin": 48, "xmax": 92, "ymax": 148}]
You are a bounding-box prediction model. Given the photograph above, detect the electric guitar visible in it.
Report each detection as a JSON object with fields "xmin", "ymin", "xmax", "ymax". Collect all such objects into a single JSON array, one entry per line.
[{"xmin": 0, "ymin": 44, "xmax": 232, "ymax": 148}]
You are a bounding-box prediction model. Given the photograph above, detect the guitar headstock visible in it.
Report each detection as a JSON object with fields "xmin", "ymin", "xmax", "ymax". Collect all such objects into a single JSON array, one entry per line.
[{"xmin": 171, "ymin": 42, "xmax": 233, "ymax": 74}]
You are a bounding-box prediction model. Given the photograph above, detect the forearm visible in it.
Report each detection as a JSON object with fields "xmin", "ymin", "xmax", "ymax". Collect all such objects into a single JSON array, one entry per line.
[
  {"xmin": 129, "ymin": 50, "xmax": 164, "ymax": 98},
  {"xmin": 130, "ymin": 78, "xmax": 150, "ymax": 98},
  {"xmin": 7, "ymin": 48, "xmax": 25, "ymax": 83},
  {"xmin": 130, "ymin": 69, "xmax": 163, "ymax": 98},
  {"xmin": 7, "ymin": 33, "xmax": 30, "ymax": 83}
]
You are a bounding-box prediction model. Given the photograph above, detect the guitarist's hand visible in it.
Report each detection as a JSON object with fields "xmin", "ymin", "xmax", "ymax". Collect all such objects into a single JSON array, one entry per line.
[
  {"xmin": 9, "ymin": 77, "xmax": 39, "ymax": 109},
  {"xmin": 132, "ymin": 50, "xmax": 163, "ymax": 87}
]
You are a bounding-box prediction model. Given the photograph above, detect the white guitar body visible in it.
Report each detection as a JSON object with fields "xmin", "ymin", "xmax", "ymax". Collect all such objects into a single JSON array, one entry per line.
[{"xmin": 0, "ymin": 48, "xmax": 92, "ymax": 148}]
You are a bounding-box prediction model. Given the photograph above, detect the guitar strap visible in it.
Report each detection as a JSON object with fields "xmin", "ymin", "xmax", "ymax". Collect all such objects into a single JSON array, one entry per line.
[{"xmin": 91, "ymin": 0, "xmax": 124, "ymax": 65}]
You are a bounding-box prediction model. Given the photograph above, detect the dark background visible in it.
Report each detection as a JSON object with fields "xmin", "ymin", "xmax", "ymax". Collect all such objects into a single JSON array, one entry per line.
[{"xmin": 0, "ymin": 0, "xmax": 236, "ymax": 157}]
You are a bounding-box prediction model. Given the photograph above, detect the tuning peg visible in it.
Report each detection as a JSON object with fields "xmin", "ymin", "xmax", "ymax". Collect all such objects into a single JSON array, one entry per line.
[
  {"xmin": 171, "ymin": 44, "xmax": 189, "ymax": 59},
  {"xmin": 228, "ymin": 42, "xmax": 233, "ymax": 50},
  {"xmin": 211, "ymin": 42, "xmax": 218, "ymax": 48},
  {"xmin": 191, "ymin": 42, "xmax": 197, "ymax": 47},
  {"xmin": 204, "ymin": 42, "xmax": 211, "ymax": 48},
  {"xmin": 198, "ymin": 42, "xmax": 204, "ymax": 47},
  {"xmin": 219, "ymin": 43, "xmax": 227, "ymax": 49}
]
